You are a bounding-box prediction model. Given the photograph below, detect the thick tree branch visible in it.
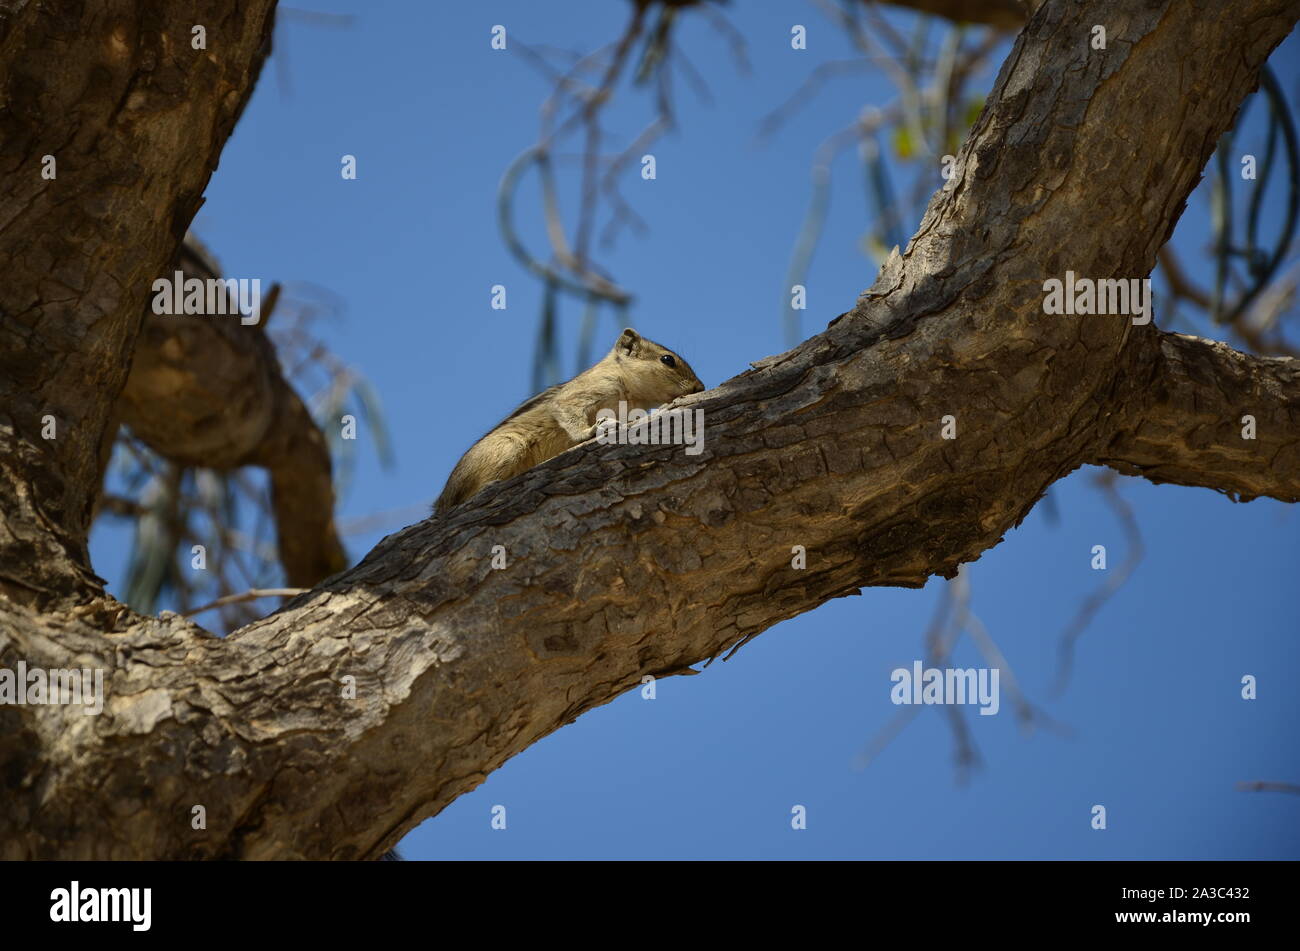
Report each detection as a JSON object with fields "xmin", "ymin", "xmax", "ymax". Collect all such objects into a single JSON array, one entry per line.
[
  {"xmin": 1, "ymin": 0, "xmax": 1298, "ymax": 860},
  {"xmin": 118, "ymin": 236, "xmax": 347, "ymax": 585},
  {"xmin": 0, "ymin": 0, "xmax": 278, "ymax": 608},
  {"xmin": 118, "ymin": 237, "xmax": 282, "ymax": 472},
  {"xmin": 1094, "ymin": 332, "xmax": 1300, "ymax": 501}
]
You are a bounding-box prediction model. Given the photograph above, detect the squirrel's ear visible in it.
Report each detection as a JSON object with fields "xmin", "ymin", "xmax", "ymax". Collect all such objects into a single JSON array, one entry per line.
[{"xmin": 616, "ymin": 328, "xmax": 641, "ymax": 355}]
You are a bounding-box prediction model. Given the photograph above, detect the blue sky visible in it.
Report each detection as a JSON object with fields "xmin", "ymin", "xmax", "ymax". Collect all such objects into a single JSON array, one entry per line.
[{"xmin": 91, "ymin": 1, "xmax": 1299, "ymax": 858}]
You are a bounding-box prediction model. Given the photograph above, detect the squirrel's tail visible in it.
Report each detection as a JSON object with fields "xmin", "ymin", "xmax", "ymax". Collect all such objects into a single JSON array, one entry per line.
[{"xmin": 379, "ymin": 848, "xmax": 403, "ymax": 861}]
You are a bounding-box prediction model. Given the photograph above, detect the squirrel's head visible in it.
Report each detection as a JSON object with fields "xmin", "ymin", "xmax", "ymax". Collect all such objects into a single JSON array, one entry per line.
[{"xmin": 610, "ymin": 327, "xmax": 705, "ymax": 401}]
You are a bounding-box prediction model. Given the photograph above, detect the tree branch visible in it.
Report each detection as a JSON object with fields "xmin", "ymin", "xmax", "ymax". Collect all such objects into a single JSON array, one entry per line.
[
  {"xmin": 118, "ymin": 235, "xmax": 348, "ymax": 585},
  {"xmin": 1094, "ymin": 331, "xmax": 1300, "ymax": 501}
]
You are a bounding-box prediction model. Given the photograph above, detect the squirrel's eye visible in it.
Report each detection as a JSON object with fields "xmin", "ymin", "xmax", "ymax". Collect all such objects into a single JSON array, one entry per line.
[{"xmin": 660, "ymin": 354, "xmax": 677, "ymax": 368}]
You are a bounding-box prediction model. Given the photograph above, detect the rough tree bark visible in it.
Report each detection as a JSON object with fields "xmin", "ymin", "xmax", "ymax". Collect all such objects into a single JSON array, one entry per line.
[
  {"xmin": 0, "ymin": 0, "xmax": 278, "ymax": 606},
  {"xmin": 1, "ymin": 0, "xmax": 1297, "ymax": 859}
]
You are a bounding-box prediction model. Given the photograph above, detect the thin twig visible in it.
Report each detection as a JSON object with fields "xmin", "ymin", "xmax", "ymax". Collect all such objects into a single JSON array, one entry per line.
[
  {"xmin": 1051, "ymin": 471, "xmax": 1144, "ymax": 697},
  {"xmin": 1237, "ymin": 781, "xmax": 1300, "ymax": 795},
  {"xmin": 182, "ymin": 588, "xmax": 309, "ymax": 618}
]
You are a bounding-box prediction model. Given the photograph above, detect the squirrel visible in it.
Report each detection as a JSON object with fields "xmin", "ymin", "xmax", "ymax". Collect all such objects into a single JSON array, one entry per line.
[{"xmin": 434, "ymin": 327, "xmax": 705, "ymax": 514}]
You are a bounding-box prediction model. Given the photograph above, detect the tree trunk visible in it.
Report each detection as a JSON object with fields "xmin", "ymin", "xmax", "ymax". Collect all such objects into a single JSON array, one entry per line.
[
  {"xmin": 0, "ymin": 0, "xmax": 278, "ymax": 607},
  {"xmin": 1, "ymin": 0, "xmax": 1297, "ymax": 858}
]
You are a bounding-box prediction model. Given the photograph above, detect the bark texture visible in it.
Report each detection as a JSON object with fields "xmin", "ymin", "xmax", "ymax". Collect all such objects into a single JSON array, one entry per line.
[
  {"xmin": 0, "ymin": 0, "xmax": 277, "ymax": 608},
  {"xmin": 1095, "ymin": 333, "xmax": 1300, "ymax": 501},
  {"xmin": 1, "ymin": 0, "xmax": 1298, "ymax": 859}
]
